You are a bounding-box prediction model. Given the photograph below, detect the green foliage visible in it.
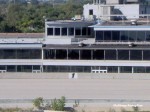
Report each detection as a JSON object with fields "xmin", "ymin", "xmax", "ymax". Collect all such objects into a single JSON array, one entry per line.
[
  {"xmin": 32, "ymin": 97, "xmax": 44, "ymax": 109},
  {"xmin": 51, "ymin": 96, "xmax": 66, "ymax": 111},
  {"xmin": 0, "ymin": 0, "xmax": 86, "ymax": 33}
]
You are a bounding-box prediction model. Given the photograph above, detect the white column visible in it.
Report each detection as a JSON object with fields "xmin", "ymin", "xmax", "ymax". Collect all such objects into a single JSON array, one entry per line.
[
  {"xmin": 118, "ymin": 67, "xmax": 120, "ymax": 73},
  {"xmin": 132, "ymin": 67, "xmax": 134, "ymax": 74},
  {"xmin": 42, "ymin": 49, "xmax": 44, "ymax": 60}
]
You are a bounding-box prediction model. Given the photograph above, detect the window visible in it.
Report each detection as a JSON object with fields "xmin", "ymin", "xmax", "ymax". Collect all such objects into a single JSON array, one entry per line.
[
  {"xmin": 62, "ymin": 28, "xmax": 67, "ymax": 36},
  {"xmin": 112, "ymin": 31, "xmax": 120, "ymax": 41},
  {"xmin": 134, "ymin": 67, "xmax": 146, "ymax": 73},
  {"xmin": 68, "ymin": 28, "xmax": 74, "ymax": 36},
  {"xmin": 88, "ymin": 28, "xmax": 91, "ymax": 36},
  {"xmin": 89, "ymin": 9, "xmax": 93, "ymax": 15},
  {"xmin": 128, "ymin": 31, "xmax": 137, "ymax": 41},
  {"xmin": 44, "ymin": 49, "xmax": 55, "ymax": 59},
  {"xmin": 47, "ymin": 28, "xmax": 53, "ymax": 36},
  {"xmin": 105, "ymin": 50, "xmax": 116, "ymax": 60},
  {"xmin": 120, "ymin": 31, "xmax": 128, "ymax": 41},
  {"xmin": 130, "ymin": 50, "xmax": 142, "ymax": 60},
  {"xmin": 104, "ymin": 31, "xmax": 111, "ymax": 41},
  {"xmin": 120, "ymin": 66, "xmax": 132, "ymax": 73},
  {"xmin": 56, "ymin": 50, "xmax": 67, "ymax": 59},
  {"xmin": 118, "ymin": 50, "xmax": 129, "ymax": 60},
  {"xmin": 82, "ymin": 27, "xmax": 87, "ymax": 35},
  {"xmin": 55, "ymin": 28, "xmax": 60, "ymax": 36},
  {"xmin": 68, "ymin": 50, "xmax": 79, "ymax": 60},
  {"xmin": 80, "ymin": 50, "xmax": 91, "ymax": 60},
  {"xmin": 75, "ymin": 28, "xmax": 81, "ymax": 36},
  {"xmin": 137, "ymin": 31, "xmax": 145, "ymax": 41},
  {"xmin": 93, "ymin": 50, "xmax": 104, "ymax": 60},
  {"xmin": 96, "ymin": 31, "xmax": 103, "ymax": 41},
  {"xmin": 107, "ymin": 66, "xmax": 118, "ymax": 73},
  {"xmin": 143, "ymin": 50, "xmax": 150, "ymax": 60},
  {"xmin": 146, "ymin": 31, "xmax": 150, "ymax": 41}
]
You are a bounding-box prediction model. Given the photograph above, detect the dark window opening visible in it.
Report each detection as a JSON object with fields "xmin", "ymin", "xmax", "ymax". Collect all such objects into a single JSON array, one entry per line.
[
  {"xmin": 105, "ymin": 50, "xmax": 116, "ymax": 60},
  {"xmin": 68, "ymin": 50, "xmax": 79, "ymax": 60},
  {"xmin": 88, "ymin": 28, "xmax": 91, "ymax": 36},
  {"xmin": 55, "ymin": 28, "xmax": 60, "ymax": 36},
  {"xmin": 89, "ymin": 9, "xmax": 93, "ymax": 15},
  {"xmin": 56, "ymin": 50, "xmax": 67, "ymax": 59},
  {"xmin": 112, "ymin": 31, "xmax": 120, "ymax": 41},
  {"xmin": 118, "ymin": 50, "xmax": 129, "ymax": 60},
  {"xmin": 62, "ymin": 28, "xmax": 67, "ymax": 36},
  {"xmin": 47, "ymin": 28, "xmax": 53, "ymax": 36},
  {"xmin": 80, "ymin": 50, "xmax": 91, "ymax": 60},
  {"xmin": 75, "ymin": 28, "xmax": 81, "ymax": 36},
  {"xmin": 130, "ymin": 50, "xmax": 142, "ymax": 60},
  {"xmin": 93, "ymin": 50, "xmax": 104, "ymax": 60},
  {"xmin": 44, "ymin": 49, "xmax": 55, "ymax": 59},
  {"xmin": 143, "ymin": 50, "xmax": 150, "ymax": 60},
  {"xmin": 68, "ymin": 28, "xmax": 74, "ymax": 36},
  {"xmin": 120, "ymin": 66, "xmax": 132, "ymax": 73},
  {"xmin": 96, "ymin": 31, "xmax": 103, "ymax": 40},
  {"xmin": 104, "ymin": 31, "xmax": 111, "ymax": 41},
  {"xmin": 82, "ymin": 27, "xmax": 87, "ymax": 35}
]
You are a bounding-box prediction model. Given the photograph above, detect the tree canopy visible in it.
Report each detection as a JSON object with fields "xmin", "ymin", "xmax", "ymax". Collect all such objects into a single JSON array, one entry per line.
[{"xmin": 0, "ymin": 0, "xmax": 88, "ymax": 33}]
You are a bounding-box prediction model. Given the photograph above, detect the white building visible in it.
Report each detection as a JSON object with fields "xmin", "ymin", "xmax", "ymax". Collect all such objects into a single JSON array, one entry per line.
[{"xmin": 83, "ymin": 0, "xmax": 149, "ymax": 21}]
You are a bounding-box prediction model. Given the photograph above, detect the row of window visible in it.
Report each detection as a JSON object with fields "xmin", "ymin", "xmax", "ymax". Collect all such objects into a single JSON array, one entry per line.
[
  {"xmin": 44, "ymin": 49, "xmax": 150, "ymax": 60},
  {"xmin": 0, "ymin": 49, "xmax": 41, "ymax": 59},
  {"xmin": 0, "ymin": 65, "xmax": 149, "ymax": 73},
  {"xmin": 0, "ymin": 65, "xmax": 41, "ymax": 72},
  {"xmin": 96, "ymin": 31, "xmax": 150, "ymax": 41},
  {"xmin": 43, "ymin": 66, "xmax": 150, "ymax": 73},
  {"xmin": 47, "ymin": 27, "xmax": 92, "ymax": 36}
]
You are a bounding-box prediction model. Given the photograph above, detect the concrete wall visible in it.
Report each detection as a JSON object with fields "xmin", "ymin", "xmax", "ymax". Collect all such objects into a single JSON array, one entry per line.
[
  {"xmin": 83, "ymin": 4, "xmax": 140, "ymax": 20},
  {"xmin": 44, "ymin": 38, "xmax": 71, "ymax": 44},
  {"xmin": 114, "ymin": 4, "xmax": 139, "ymax": 19},
  {"xmin": 83, "ymin": 4, "xmax": 100, "ymax": 20},
  {"xmin": 106, "ymin": 0, "xmax": 120, "ymax": 4}
]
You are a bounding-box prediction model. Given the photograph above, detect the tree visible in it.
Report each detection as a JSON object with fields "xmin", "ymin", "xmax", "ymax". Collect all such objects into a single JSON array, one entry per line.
[{"xmin": 31, "ymin": 0, "xmax": 38, "ymax": 5}]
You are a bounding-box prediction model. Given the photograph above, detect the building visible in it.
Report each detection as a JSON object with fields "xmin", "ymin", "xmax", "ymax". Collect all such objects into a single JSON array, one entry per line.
[
  {"xmin": 84, "ymin": 0, "xmax": 150, "ymax": 21},
  {"xmin": 0, "ymin": 0, "xmax": 150, "ymax": 73}
]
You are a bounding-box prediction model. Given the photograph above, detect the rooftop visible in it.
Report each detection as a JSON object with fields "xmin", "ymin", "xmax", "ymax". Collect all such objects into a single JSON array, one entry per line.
[
  {"xmin": 43, "ymin": 44, "xmax": 150, "ymax": 50},
  {"xmin": 0, "ymin": 33, "xmax": 44, "ymax": 38}
]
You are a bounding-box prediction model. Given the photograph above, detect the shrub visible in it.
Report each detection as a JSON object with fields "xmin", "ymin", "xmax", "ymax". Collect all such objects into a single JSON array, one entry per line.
[
  {"xmin": 51, "ymin": 96, "xmax": 66, "ymax": 111},
  {"xmin": 32, "ymin": 97, "xmax": 44, "ymax": 109}
]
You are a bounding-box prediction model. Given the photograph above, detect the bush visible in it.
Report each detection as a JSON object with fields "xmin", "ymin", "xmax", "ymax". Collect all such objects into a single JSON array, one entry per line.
[
  {"xmin": 32, "ymin": 97, "xmax": 44, "ymax": 109},
  {"xmin": 51, "ymin": 96, "xmax": 66, "ymax": 111}
]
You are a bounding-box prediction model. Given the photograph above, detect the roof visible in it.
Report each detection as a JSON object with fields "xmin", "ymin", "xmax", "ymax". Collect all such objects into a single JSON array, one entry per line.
[
  {"xmin": 46, "ymin": 20, "xmax": 95, "ymax": 27},
  {"xmin": 43, "ymin": 44, "xmax": 150, "ymax": 50},
  {"xmin": 0, "ymin": 33, "xmax": 44, "ymax": 38},
  {"xmin": 0, "ymin": 43, "xmax": 42, "ymax": 49}
]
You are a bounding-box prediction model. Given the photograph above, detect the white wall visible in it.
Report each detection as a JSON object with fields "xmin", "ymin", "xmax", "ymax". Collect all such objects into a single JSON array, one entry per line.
[
  {"xmin": 83, "ymin": 4, "xmax": 140, "ymax": 20},
  {"xmin": 83, "ymin": 4, "xmax": 101, "ymax": 20},
  {"xmin": 114, "ymin": 4, "xmax": 139, "ymax": 19},
  {"xmin": 44, "ymin": 38, "xmax": 71, "ymax": 44},
  {"xmin": 106, "ymin": 0, "xmax": 119, "ymax": 4}
]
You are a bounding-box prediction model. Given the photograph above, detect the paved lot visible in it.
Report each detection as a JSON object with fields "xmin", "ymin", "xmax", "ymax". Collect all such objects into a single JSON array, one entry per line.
[
  {"xmin": 0, "ymin": 78, "xmax": 150, "ymax": 109},
  {"xmin": 0, "ymin": 79, "xmax": 150, "ymax": 100}
]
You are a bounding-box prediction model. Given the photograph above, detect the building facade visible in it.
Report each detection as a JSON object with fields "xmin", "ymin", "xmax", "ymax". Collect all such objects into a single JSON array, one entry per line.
[{"xmin": 0, "ymin": 0, "xmax": 150, "ymax": 73}]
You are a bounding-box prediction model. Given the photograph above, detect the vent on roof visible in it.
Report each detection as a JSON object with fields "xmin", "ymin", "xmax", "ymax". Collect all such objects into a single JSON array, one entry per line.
[
  {"xmin": 131, "ymin": 20, "xmax": 137, "ymax": 25},
  {"xmin": 129, "ymin": 43, "xmax": 135, "ymax": 47},
  {"xmin": 78, "ymin": 43, "xmax": 84, "ymax": 47}
]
